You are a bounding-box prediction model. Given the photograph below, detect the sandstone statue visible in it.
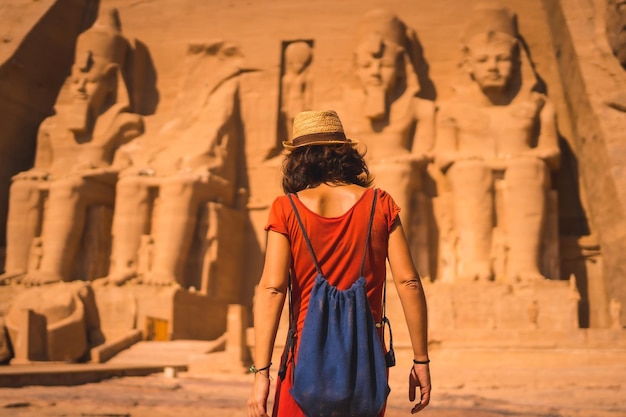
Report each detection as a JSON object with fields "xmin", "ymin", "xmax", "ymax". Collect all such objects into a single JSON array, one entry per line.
[
  {"xmin": 280, "ymin": 41, "xmax": 314, "ymax": 142},
  {"xmin": 98, "ymin": 41, "xmax": 245, "ymax": 287},
  {"xmin": 4, "ymin": 281, "xmax": 104, "ymax": 362},
  {"xmin": 610, "ymin": 297, "xmax": 623, "ymax": 329},
  {"xmin": 435, "ymin": 3, "xmax": 560, "ymax": 283},
  {"xmin": 337, "ymin": 9, "xmax": 435, "ymax": 279},
  {"xmin": 0, "ymin": 8, "xmax": 144, "ymax": 285}
]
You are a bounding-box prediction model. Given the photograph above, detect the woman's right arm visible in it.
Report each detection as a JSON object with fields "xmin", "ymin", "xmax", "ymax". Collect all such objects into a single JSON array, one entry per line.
[
  {"xmin": 387, "ymin": 219, "xmax": 431, "ymax": 414},
  {"xmin": 247, "ymin": 230, "xmax": 291, "ymax": 417}
]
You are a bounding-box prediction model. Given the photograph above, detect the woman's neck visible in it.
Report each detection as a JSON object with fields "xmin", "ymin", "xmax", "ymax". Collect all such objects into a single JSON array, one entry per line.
[{"xmin": 296, "ymin": 183, "xmax": 368, "ymax": 217}]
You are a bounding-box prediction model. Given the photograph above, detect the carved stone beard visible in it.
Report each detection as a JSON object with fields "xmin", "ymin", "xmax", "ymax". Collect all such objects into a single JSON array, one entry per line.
[
  {"xmin": 363, "ymin": 85, "xmax": 387, "ymax": 121},
  {"xmin": 67, "ymin": 99, "xmax": 93, "ymax": 136},
  {"xmin": 478, "ymin": 81, "xmax": 507, "ymax": 97}
]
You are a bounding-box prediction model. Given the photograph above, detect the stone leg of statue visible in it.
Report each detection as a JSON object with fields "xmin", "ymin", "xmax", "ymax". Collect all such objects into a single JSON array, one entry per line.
[
  {"xmin": 99, "ymin": 175, "xmax": 153, "ymax": 286},
  {"xmin": 371, "ymin": 159, "xmax": 430, "ymax": 279},
  {"xmin": 449, "ymin": 160, "xmax": 494, "ymax": 282},
  {"xmin": 143, "ymin": 175, "xmax": 201, "ymax": 286},
  {"xmin": 145, "ymin": 173, "xmax": 233, "ymax": 287},
  {"xmin": 26, "ymin": 177, "xmax": 114, "ymax": 285},
  {"xmin": 503, "ymin": 158, "xmax": 549, "ymax": 283},
  {"xmin": 372, "ymin": 160, "xmax": 416, "ymax": 233},
  {"xmin": 77, "ymin": 282, "xmax": 106, "ymax": 347},
  {"xmin": 1, "ymin": 180, "xmax": 43, "ymax": 283}
]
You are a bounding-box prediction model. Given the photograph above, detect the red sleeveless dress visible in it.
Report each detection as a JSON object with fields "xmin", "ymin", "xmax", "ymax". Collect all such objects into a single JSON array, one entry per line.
[{"xmin": 264, "ymin": 188, "xmax": 400, "ymax": 417}]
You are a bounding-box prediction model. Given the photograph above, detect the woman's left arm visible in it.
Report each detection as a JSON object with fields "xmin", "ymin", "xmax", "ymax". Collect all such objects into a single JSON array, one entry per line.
[
  {"xmin": 247, "ymin": 230, "xmax": 291, "ymax": 417},
  {"xmin": 387, "ymin": 219, "xmax": 431, "ymax": 414}
]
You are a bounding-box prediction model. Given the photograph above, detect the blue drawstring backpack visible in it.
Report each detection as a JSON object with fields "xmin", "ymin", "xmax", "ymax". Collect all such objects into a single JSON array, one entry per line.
[{"xmin": 281, "ymin": 189, "xmax": 394, "ymax": 417}]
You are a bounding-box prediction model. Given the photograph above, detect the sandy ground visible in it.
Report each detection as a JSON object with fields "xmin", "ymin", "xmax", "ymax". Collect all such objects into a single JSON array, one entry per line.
[{"xmin": 0, "ymin": 347, "xmax": 624, "ymax": 417}]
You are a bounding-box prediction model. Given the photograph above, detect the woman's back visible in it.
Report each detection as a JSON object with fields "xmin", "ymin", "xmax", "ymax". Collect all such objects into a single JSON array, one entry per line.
[
  {"xmin": 295, "ymin": 183, "xmax": 367, "ymax": 218},
  {"xmin": 267, "ymin": 184, "xmax": 397, "ymax": 417},
  {"xmin": 266, "ymin": 186, "xmax": 400, "ymax": 331}
]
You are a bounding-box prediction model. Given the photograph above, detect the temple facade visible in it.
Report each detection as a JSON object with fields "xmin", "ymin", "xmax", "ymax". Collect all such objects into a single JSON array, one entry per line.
[{"xmin": 0, "ymin": 0, "xmax": 624, "ymax": 364}]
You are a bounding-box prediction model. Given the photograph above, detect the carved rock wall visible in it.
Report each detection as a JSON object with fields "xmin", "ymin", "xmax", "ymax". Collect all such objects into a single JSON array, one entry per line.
[
  {"xmin": 542, "ymin": 0, "xmax": 626, "ymax": 326},
  {"xmin": 0, "ymin": 0, "xmax": 623, "ymax": 330}
]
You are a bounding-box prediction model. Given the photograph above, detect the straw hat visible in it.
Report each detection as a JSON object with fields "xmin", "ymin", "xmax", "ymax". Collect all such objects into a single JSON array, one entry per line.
[{"xmin": 283, "ymin": 110, "xmax": 358, "ymax": 150}]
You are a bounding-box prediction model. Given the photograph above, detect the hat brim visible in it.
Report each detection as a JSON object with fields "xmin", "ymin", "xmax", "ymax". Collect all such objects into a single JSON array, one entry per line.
[{"xmin": 282, "ymin": 138, "xmax": 359, "ymax": 150}]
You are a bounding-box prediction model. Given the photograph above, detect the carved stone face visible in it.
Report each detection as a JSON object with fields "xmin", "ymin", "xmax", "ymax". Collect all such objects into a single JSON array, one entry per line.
[
  {"xmin": 465, "ymin": 34, "xmax": 518, "ymax": 93},
  {"xmin": 354, "ymin": 35, "xmax": 401, "ymax": 93},
  {"xmin": 285, "ymin": 42, "xmax": 312, "ymax": 75},
  {"xmin": 69, "ymin": 58, "xmax": 112, "ymax": 111},
  {"xmin": 66, "ymin": 53, "xmax": 115, "ymax": 133},
  {"xmin": 287, "ymin": 55, "xmax": 309, "ymax": 74}
]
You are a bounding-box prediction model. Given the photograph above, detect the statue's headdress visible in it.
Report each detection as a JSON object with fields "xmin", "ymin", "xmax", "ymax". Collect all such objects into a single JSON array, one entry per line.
[
  {"xmin": 462, "ymin": 3, "xmax": 518, "ymax": 45},
  {"xmin": 75, "ymin": 8, "xmax": 128, "ymax": 69},
  {"xmin": 356, "ymin": 9, "xmax": 408, "ymax": 48},
  {"xmin": 72, "ymin": 7, "xmax": 132, "ymax": 108},
  {"xmin": 354, "ymin": 9, "xmax": 423, "ymax": 93}
]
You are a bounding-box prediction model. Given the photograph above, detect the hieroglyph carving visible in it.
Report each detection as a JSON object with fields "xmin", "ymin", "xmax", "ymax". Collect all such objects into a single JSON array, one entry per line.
[
  {"xmin": 435, "ymin": 3, "xmax": 560, "ymax": 283},
  {"xmin": 1, "ymin": 8, "xmax": 144, "ymax": 285}
]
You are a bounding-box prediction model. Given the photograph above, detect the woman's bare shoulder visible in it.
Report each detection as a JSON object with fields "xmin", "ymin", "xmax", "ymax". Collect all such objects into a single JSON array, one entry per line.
[{"xmin": 297, "ymin": 184, "xmax": 369, "ymax": 217}]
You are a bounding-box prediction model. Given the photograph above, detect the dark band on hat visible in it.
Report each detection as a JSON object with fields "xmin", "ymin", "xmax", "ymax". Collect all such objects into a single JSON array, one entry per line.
[{"xmin": 291, "ymin": 131, "xmax": 347, "ymax": 147}]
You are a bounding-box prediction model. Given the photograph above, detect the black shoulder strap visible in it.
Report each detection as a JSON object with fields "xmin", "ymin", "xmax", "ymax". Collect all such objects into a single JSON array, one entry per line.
[{"xmin": 287, "ymin": 193, "xmax": 323, "ymax": 276}]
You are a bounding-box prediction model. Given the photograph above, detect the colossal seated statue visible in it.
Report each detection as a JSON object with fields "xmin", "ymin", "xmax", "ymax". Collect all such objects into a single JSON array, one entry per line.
[
  {"xmin": 435, "ymin": 3, "xmax": 561, "ymax": 283},
  {"xmin": 337, "ymin": 9, "xmax": 435, "ymax": 279},
  {"xmin": 99, "ymin": 41, "xmax": 245, "ymax": 288},
  {"xmin": 0, "ymin": 8, "xmax": 144, "ymax": 285}
]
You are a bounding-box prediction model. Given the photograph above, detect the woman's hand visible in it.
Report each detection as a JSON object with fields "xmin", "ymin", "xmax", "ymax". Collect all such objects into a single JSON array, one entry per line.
[
  {"xmin": 247, "ymin": 374, "xmax": 271, "ymax": 417},
  {"xmin": 409, "ymin": 363, "xmax": 431, "ymax": 413}
]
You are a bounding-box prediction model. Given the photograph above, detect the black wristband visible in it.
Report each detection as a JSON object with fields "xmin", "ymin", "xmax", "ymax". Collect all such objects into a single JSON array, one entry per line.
[
  {"xmin": 413, "ymin": 359, "xmax": 430, "ymax": 365},
  {"xmin": 249, "ymin": 362, "xmax": 272, "ymax": 373}
]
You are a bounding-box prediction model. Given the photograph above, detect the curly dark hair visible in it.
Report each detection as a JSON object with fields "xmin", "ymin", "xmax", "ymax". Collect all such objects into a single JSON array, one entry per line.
[{"xmin": 282, "ymin": 144, "xmax": 373, "ymax": 194}]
